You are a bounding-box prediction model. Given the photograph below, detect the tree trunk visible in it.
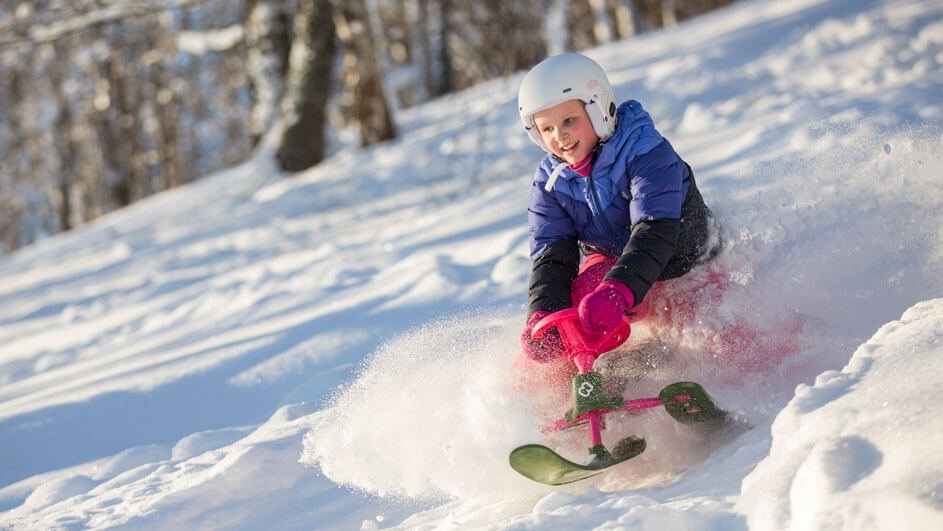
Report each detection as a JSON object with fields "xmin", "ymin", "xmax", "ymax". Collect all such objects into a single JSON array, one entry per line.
[
  {"xmin": 442, "ymin": 0, "xmax": 545, "ymax": 91},
  {"xmin": 332, "ymin": 0, "xmax": 397, "ymax": 147},
  {"xmin": 567, "ymin": 0, "xmax": 598, "ymax": 51},
  {"xmin": 611, "ymin": 0, "xmax": 641, "ymax": 39},
  {"xmin": 436, "ymin": 0, "xmax": 453, "ymax": 95},
  {"xmin": 51, "ymin": 51, "xmax": 78, "ymax": 231},
  {"xmin": 246, "ymin": 0, "xmax": 292, "ymax": 147},
  {"xmin": 661, "ymin": 0, "xmax": 678, "ymax": 27},
  {"xmin": 276, "ymin": 0, "xmax": 336, "ymax": 172}
]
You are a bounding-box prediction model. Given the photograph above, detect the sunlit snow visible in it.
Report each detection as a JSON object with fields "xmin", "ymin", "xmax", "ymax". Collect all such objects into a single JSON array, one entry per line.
[{"xmin": 2, "ymin": 0, "xmax": 942, "ymax": 529}]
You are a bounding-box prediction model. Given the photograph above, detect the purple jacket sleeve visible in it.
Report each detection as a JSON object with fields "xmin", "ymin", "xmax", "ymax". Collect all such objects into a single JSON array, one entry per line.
[{"xmin": 627, "ymin": 140, "xmax": 687, "ymax": 224}]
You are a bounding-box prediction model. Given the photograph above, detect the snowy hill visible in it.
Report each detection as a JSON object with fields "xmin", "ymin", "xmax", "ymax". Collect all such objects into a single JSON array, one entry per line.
[{"xmin": 2, "ymin": 0, "xmax": 942, "ymax": 529}]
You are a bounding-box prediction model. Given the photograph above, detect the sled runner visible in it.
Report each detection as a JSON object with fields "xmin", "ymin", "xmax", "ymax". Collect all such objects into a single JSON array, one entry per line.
[{"xmin": 509, "ymin": 308, "xmax": 726, "ymax": 485}]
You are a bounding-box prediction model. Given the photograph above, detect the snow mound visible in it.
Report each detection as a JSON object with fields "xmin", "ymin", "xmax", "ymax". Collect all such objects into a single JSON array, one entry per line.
[{"xmin": 739, "ymin": 298, "xmax": 943, "ymax": 530}]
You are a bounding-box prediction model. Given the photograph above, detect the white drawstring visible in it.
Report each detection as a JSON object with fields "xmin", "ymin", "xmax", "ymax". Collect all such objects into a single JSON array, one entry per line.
[{"xmin": 545, "ymin": 161, "xmax": 569, "ymax": 192}]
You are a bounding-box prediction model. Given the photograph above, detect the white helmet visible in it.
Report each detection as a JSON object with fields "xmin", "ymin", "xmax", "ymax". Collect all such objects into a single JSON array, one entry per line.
[{"xmin": 518, "ymin": 53, "xmax": 617, "ymax": 153}]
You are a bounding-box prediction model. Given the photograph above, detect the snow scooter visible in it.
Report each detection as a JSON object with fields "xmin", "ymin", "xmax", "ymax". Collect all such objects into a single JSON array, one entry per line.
[{"xmin": 509, "ymin": 307, "xmax": 726, "ymax": 485}]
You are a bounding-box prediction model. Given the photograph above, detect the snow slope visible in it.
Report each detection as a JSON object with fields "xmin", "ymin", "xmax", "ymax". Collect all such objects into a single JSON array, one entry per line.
[{"xmin": 2, "ymin": 0, "xmax": 942, "ymax": 529}]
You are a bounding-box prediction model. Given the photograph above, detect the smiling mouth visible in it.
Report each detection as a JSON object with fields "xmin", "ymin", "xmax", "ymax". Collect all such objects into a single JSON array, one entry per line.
[{"xmin": 560, "ymin": 141, "xmax": 578, "ymax": 153}]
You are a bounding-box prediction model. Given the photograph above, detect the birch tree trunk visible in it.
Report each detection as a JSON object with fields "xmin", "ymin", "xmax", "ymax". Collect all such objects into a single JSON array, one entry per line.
[
  {"xmin": 246, "ymin": 0, "xmax": 292, "ymax": 147},
  {"xmin": 276, "ymin": 0, "xmax": 336, "ymax": 172},
  {"xmin": 332, "ymin": 0, "xmax": 397, "ymax": 147}
]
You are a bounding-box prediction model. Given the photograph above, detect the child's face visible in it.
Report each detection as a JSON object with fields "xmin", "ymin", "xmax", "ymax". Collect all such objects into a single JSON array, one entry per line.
[{"xmin": 533, "ymin": 99, "xmax": 599, "ymax": 165}]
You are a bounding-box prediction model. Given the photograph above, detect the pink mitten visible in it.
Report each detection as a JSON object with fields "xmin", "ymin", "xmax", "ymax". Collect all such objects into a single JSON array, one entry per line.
[
  {"xmin": 577, "ymin": 280, "xmax": 635, "ymax": 336},
  {"xmin": 520, "ymin": 311, "xmax": 563, "ymax": 362}
]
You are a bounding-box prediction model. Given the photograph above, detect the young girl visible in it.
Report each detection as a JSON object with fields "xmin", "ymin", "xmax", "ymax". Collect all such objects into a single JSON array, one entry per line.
[{"xmin": 518, "ymin": 53, "xmax": 717, "ymax": 362}]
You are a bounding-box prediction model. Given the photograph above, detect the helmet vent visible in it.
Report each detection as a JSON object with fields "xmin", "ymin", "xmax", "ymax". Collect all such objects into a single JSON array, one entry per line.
[{"xmin": 562, "ymin": 87, "xmax": 572, "ymax": 93}]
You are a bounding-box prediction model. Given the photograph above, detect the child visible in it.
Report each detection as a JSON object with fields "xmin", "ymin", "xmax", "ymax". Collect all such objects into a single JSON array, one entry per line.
[{"xmin": 518, "ymin": 53, "xmax": 717, "ymax": 362}]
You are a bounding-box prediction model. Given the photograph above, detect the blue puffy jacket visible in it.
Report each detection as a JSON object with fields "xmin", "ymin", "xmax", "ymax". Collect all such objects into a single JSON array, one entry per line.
[{"xmin": 526, "ymin": 100, "xmax": 713, "ymax": 316}]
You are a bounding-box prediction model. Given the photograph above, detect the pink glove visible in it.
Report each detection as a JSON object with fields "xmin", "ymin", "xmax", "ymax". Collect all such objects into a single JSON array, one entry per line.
[
  {"xmin": 577, "ymin": 280, "xmax": 635, "ymax": 336},
  {"xmin": 520, "ymin": 311, "xmax": 564, "ymax": 362}
]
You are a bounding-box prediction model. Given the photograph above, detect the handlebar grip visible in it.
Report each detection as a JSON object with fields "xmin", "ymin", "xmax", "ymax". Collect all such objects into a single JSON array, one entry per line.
[{"xmin": 532, "ymin": 308, "xmax": 630, "ymax": 358}]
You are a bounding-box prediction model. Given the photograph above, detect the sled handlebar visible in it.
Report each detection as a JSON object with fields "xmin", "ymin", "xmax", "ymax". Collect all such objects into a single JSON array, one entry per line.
[{"xmin": 531, "ymin": 308, "xmax": 631, "ymax": 371}]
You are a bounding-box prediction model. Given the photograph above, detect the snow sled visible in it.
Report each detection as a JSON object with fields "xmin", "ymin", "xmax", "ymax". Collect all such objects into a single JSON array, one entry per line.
[{"xmin": 510, "ymin": 308, "xmax": 726, "ymax": 486}]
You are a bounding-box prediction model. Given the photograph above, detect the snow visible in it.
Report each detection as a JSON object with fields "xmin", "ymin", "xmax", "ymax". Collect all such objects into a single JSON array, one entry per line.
[
  {"xmin": 739, "ymin": 299, "xmax": 943, "ymax": 531},
  {"xmin": 177, "ymin": 25, "xmax": 245, "ymax": 55},
  {"xmin": 2, "ymin": 0, "xmax": 942, "ymax": 529}
]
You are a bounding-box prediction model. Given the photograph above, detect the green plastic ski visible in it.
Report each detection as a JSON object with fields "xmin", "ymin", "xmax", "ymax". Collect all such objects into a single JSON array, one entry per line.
[
  {"xmin": 511, "ymin": 309, "xmax": 730, "ymax": 486},
  {"xmin": 659, "ymin": 381, "xmax": 727, "ymax": 424},
  {"xmin": 509, "ymin": 436, "xmax": 646, "ymax": 485}
]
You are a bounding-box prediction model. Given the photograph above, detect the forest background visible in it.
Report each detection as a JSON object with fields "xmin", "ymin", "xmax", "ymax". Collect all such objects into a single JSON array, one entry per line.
[{"xmin": 0, "ymin": 0, "xmax": 730, "ymax": 254}]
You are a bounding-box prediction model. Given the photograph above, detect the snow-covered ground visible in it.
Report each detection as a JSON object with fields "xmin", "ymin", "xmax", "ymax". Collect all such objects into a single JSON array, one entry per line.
[{"xmin": 2, "ymin": 0, "xmax": 942, "ymax": 529}]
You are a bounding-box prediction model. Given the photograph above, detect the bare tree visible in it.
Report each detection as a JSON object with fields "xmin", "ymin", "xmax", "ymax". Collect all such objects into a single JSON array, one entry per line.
[
  {"xmin": 0, "ymin": 0, "xmax": 210, "ymax": 47},
  {"xmin": 50, "ymin": 38, "xmax": 80, "ymax": 231},
  {"xmin": 661, "ymin": 0, "xmax": 678, "ymax": 27},
  {"xmin": 412, "ymin": 0, "xmax": 446, "ymax": 99},
  {"xmin": 246, "ymin": 0, "xmax": 293, "ymax": 146},
  {"xmin": 275, "ymin": 0, "xmax": 336, "ymax": 172},
  {"xmin": 442, "ymin": 1, "xmax": 546, "ymax": 92},
  {"xmin": 610, "ymin": 0, "xmax": 642, "ymax": 39},
  {"xmin": 0, "ymin": 59, "xmax": 31, "ymax": 252},
  {"xmin": 332, "ymin": 0, "xmax": 396, "ymax": 147},
  {"xmin": 150, "ymin": 29, "xmax": 184, "ymax": 190},
  {"xmin": 94, "ymin": 24, "xmax": 146, "ymax": 207}
]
